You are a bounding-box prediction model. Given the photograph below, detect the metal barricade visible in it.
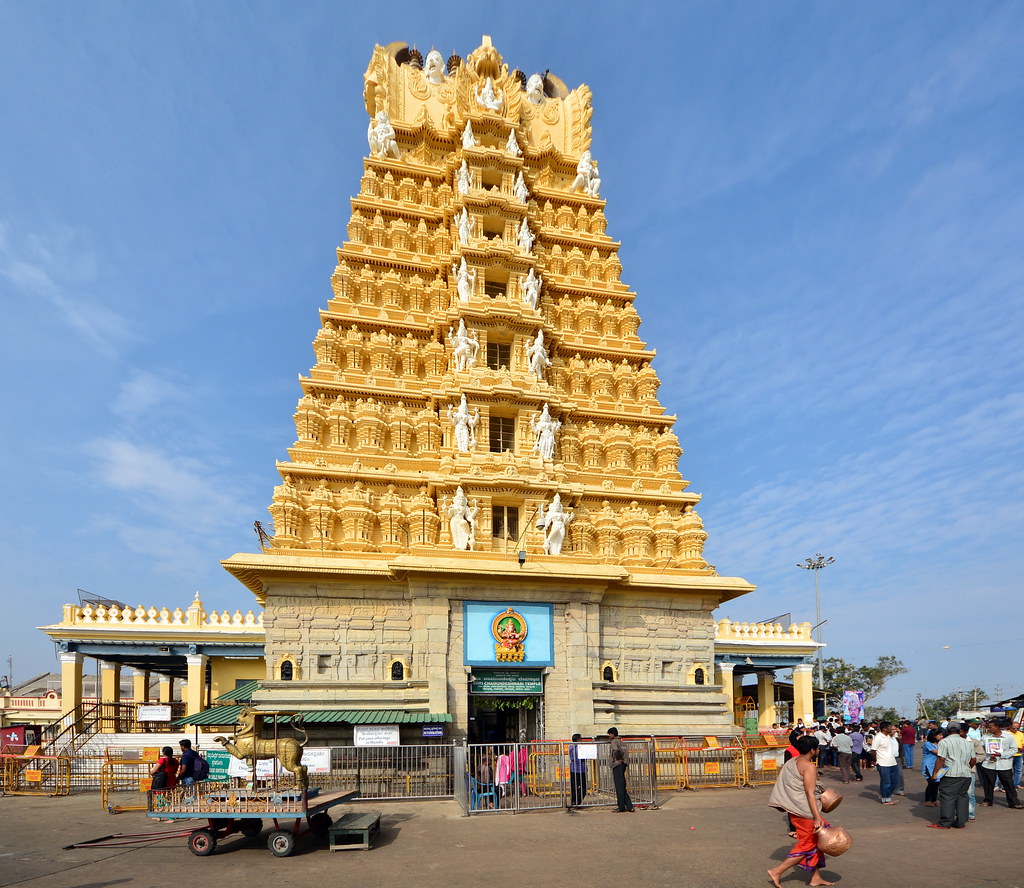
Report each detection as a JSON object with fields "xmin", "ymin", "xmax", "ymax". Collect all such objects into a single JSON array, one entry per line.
[
  {"xmin": 653, "ymin": 737, "xmax": 687, "ymax": 790},
  {"xmin": 100, "ymin": 758, "xmax": 157, "ymax": 813},
  {"xmin": 743, "ymin": 745, "xmax": 787, "ymax": 786},
  {"xmin": 1, "ymin": 752, "xmax": 71, "ymax": 796},
  {"xmin": 682, "ymin": 741, "xmax": 746, "ymax": 789},
  {"xmin": 310, "ymin": 743, "xmax": 454, "ymax": 800}
]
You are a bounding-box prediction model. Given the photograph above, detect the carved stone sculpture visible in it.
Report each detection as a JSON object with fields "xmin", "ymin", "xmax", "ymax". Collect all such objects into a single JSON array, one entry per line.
[
  {"xmin": 506, "ymin": 127, "xmax": 522, "ymax": 157},
  {"xmin": 520, "ymin": 268, "xmax": 542, "ymax": 309},
  {"xmin": 424, "ymin": 49, "xmax": 445, "ymax": 85},
  {"xmin": 525, "ymin": 73, "xmax": 544, "ymax": 104},
  {"xmin": 517, "ymin": 217, "xmax": 534, "ymax": 252},
  {"xmin": 531, "ymin": 403, "xmax": 560, "ymax": 460},
  {"xmin": 537, "ymin": 493, "xmax": 573, "ymax": 555},
  {"xmin": 457, "ymin": 159, "xmax": 472, "ymax": 195},
  {"xmin": 447, "ymin": 393, "xmax": 479, "ymax": 452},
  {"xmin": 526, "ymin": 329, "xmax": 551, "ymax": 381},
  {"xmin": 457, "ymin": 208, "xmax": 474, "ymax": 246},
  {"xmin": 571, "ymin": 150, "xmax": 601, "ymax": 197},
  {"xmin": 442, "ymin": 485, "xmax": 478, "ymax": 550},
  {"xmin": 462, "ymin": 121, "xmax": 478, "ymax": 149},
  {"xmin": 514, "ymin": 171, "xmax": 529, "ymax": 203},
  {"xmin": 474, "ymin": 76, "xmax": 504, "ymax": 111},
  {"xmin": 447, "ymin": 318, "xmax": 480, "ymax": 371},
  {"xmin": 367, "ymin": 110, "xmax": 400, "ymax": 159},
  {"xmin": 452, "ymin": 258, "xmax": 477, "ymax": 303}
]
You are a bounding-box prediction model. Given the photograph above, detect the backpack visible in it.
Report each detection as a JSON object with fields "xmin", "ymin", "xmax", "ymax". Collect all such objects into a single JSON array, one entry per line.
[{"xmin": 193, "ymin": 755, "xmax": 210, "ymax": 780}]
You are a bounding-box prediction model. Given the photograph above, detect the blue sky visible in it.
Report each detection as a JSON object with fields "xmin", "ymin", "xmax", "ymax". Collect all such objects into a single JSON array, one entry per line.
[{"xmin": 1, "ymin": 2, "xmax": 1021, "ymax": 714}]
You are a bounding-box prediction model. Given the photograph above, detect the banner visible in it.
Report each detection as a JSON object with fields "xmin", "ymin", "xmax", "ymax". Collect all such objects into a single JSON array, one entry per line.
[{"xmin": 842, "ymin": 690, "xmax": 865, "ymax": 722}]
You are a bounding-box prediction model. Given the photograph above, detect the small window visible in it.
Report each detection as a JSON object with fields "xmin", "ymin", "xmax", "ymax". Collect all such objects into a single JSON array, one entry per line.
[
  {"xmin": 482, "ymin": 217, "xmax": 504, "ymax": 239},
  {"xmin": 280, "ymin": 660, "xmax": 294, "ymax": 681},
  {"xmin": 489, "ymin": 415, "xmax": 515, "ymax": 452},
  {"xmin": 602, "ymin": 665, "xmax": 615, "ymax": 682},
  {"xmin": 486, "ymin": 342, "xmax": 511, "ymax": 370},
  {"xmin": 492, "ymin": 505, "xmax": 519, "ymax": 541},
  {"xmin": 694, "ymin": 667, "xmax": 706, "ymax": 685},
  {"xmin": 483, "ymin": 279, "xmax": 507, "ymax": 299},
  {"xmin": 390, "ymin": 661, "xmax": 405, "ymax": 681},
  {"xmin": 481, "ymin": 169, "xmax": 502, "ymax": 191},
  {"xmin": 317, "ymin": 655, "xmax": 330, "ymax": 674}
]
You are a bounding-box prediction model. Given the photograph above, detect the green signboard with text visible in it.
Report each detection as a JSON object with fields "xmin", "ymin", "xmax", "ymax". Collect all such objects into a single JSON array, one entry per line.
[
  {"xmin": 203, "ymin": 749, "xmax": 232, "ymax": 781},
  {"xmin": 471, "ymin": 669, "xmax": 543, "ymax": 695}
]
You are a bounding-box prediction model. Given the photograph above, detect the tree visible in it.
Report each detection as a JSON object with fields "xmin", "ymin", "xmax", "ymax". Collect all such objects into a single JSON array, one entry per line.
[
  {"xmin": 821, "ymin": 655, "xmax": 908, "ymax": 703},
  {"xmin": 865, "ymin": 706, "xmax": 900, "ymax": 724},
  {"xmin": 918, "ymin": 687, "xmax": 988, "ymax": 720}
]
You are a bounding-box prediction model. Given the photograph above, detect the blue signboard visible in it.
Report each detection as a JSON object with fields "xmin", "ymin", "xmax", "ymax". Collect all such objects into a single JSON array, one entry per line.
[
  {"xmin": 422, "ymin": 725, "xmax": 445, "ymax": 738},
  {"xmin": 463, "ymin": 601, "xmax": 554, "ymax": 668}
]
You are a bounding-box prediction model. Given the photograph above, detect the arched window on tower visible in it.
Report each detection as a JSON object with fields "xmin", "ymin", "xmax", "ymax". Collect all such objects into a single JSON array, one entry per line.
[
  {"xmin": 694, "ymin": 667, "xmax": 706, "ymax": 686},
  {"xmin": 280, "ymin": 660, "xmax": 294, "ymax": 681},
  {"xmin": 390, "ymin": 660, "xmax": 405, "ymax": 681},
  {"xmin": 602, "ymin": 665, "xmax": 615, "ymax": 682}
]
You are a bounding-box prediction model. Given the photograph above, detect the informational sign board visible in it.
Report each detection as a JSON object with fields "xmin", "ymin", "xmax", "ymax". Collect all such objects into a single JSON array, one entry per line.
[
  {"xmin": 204, "ymin": 749, "xmax": 232, "ymax": 781},
  {"xmin": 142, "ymin": 747, "xmax": 160, "ymax": 762},
  {"xmin": 744, "ymin": 717, "xmax": 759, "ymax": 736},
  {"xmin": 470, "ymin": 669, "xmax": 543, "ymax": 695},
  {"xmin": 224, "ymin": 747, "xmax": 332, "ymax": 778},
  {"xmin": 704, "ymin": 762, "xmax": 721, "ymax": 775},
  {"xmin": 422, "ymin": 725, "xmax": 445, "ymax": 738},
  {"xmin": 137, "ymin": 705, "xmax": 172, "ymax": 722},
  {"xmin": 704, "ymin": 736, "xmax": 720, "ymax": 748},
  {"xmin": 24, "ymin": 769, "xmax": 42, "ymax": 782},
  {"xmin": 577, "ymin": 743, "xmax": 599, "ymax": 760},
  {"xmin": 754, "ymin": 750, "xmax": 786, "ymax": 771},
  {"xmin": 762, "ymin": 734, "xmax": 779, "ymax": 747},
  {"xmin": 354, "ymin": 725, "xmax": 401, "ymax": 747},
  {"xmin": 463, "ymin": 601, "xmax": 554, "ymax": 667}
]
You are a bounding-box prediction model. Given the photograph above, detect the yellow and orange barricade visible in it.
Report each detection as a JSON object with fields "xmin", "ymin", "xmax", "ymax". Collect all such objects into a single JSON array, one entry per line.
[{"xmin": 0, "ymin": 746, "xmax": 71, "ymax": 796}]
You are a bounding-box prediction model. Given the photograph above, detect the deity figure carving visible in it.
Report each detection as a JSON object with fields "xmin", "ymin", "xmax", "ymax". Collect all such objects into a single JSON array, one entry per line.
[
  {"xmin": 526, "ymin": 329, "xmax": 551, "ymax": 381},
  {"xmin": 457, "ymin": 159, "xmax": 472, "ymax": 195},
  {"xmin": 424, "ymin": 49, "xmax": 445, "ymax": 85},
  {"xmin": 442, "ymin": 485, "xmax": 478, "ymax": 550},
  {"xmin": 474, "ymin": 76, "xmax": 504, "ymax": 111},
  {"xmin": 514, "ymin": 171, "xmax": 529, "ymax": 203},
  {"xmin": 447, "ymin": 393, "xmax": 479, "ymax": 452},
  {"xmin": 537, "ymin": 493, "xmax": 574, "ymax": 556},
  {"xmin": 367, "ymin": 110, "xmax": 400, "ymax": 159},
  {"xmin": 505, "ymin": 127, "xmax": 522, "ymax": 157},
  {"xmin": 517, "ymin": 217, "xmax": 534, "ymax": 252},
  {"xmin": 571, "ymin": 150, "xmax": 601, "ymax": 197},
  {"xmin": 520, "ymin": 268, "xmax": 542, "ymax": 310},
  {"xmin": 525, "ymin": 73, "xmax": 545, "ymax": 104},
  {"xmin": 447, "ymin": 318, "xmax": 480, "ymax": 371},
  {"xmin": 452, "ymin": 258, "xmax": 477, "ymax": 303},
  {"xmin": 531, "ymin": 403, "xmax": 561, "ymax": 460},
  {"xmin": 462, "ymin": 121, "xmax": 478, "ymax": 149},
  {"xmin": 456, "ymin": 208, "xmax": 474, "ymax": 246}
]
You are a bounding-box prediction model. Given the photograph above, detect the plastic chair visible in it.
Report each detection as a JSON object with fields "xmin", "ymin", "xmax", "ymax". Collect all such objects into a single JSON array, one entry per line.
[{"xmin": 469, "ymin": 776, "xmax": 499, "ymax": 810}]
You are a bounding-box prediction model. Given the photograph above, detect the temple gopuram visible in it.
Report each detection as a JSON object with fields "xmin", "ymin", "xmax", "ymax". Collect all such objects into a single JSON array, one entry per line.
[{"xmin": 211, "ymin": 37, "xmax": 816, "ymax": 742}]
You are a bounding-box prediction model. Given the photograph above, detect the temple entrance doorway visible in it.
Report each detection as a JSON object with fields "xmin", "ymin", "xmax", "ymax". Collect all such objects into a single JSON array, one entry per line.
[{"xmin": 467, "ymin": 695, "xmax": 542, "ymax": 743}]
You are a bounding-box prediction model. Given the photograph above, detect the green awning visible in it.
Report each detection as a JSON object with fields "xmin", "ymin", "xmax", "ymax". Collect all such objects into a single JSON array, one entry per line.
[
  {"xmin": 172, "ymin": 705, "xmax": 245, "ymax": 726},
  {"xmin": 213, "ymin": 680, "xmax": 261, "ymax": 702},
  {"xmin": 297, "ymin": 710, "xmax": 452, "ymax": 725}
]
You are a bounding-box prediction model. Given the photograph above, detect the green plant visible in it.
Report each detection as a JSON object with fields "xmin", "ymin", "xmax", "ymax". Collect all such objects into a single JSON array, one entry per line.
[{"xmin": 473, "ymin": 696, "xmax": 535, "ymax": 711}]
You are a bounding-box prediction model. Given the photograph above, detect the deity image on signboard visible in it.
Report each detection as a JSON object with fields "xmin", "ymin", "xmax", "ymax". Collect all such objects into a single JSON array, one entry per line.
[{"xmin": 491, "ymin": 607, "xmax": 528, "ymax": 663}]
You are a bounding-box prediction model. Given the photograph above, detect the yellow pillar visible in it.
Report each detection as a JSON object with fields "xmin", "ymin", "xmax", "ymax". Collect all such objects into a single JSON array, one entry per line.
[
  {"xmin": 716, "ymin": 662, "xmax": 736, "ymax": 724},
  {"xmin": 132, "ymin": 669, "xmax": 150, "ymax": 703},
  {"xmin": 100, "ymin": 662, "xmax": 122, "ymax": 704},
  {"xmin": 158, "ymin": 676, "xmax": 174, "ymax": 703},
  {"xmin": 757, "ymin": 672, "xmax": 777, "ymax": 727},
  {"xmin": 792, "ymin": 664, "xmax": 814, "ymax": 725},
  {"xmin": 185, "ymin": 654, "xmax": 207, "ymax": 716},
  {"xmin": 59, "ymin": 652, "xmax": 84, "ymax": 717}
]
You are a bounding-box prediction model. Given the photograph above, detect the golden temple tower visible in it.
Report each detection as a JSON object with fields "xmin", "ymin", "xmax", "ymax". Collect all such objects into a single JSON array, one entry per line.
[{"xmin": 223, "ymin": 38, "xmax": 755, "ymax": 739}]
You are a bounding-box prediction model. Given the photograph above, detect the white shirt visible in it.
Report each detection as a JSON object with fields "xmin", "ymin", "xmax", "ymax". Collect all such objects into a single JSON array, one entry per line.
[{"xmin": 872, "ymin": 733, "xmax": 899, "ymax": 767}]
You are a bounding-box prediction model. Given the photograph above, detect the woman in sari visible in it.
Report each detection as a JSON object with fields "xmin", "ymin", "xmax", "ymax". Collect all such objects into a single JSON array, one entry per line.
[{"xmin": 768, "ymin": 735, "xmax": 835, "ymax": 887}]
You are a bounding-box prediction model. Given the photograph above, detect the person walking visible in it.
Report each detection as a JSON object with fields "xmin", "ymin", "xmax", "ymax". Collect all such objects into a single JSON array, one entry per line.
[
  {"xmin": 979, "ymin": 719, "xmax": 1022, "ymax": 808},
  {"xmin": 872, "ymin": 722, "xmax": 900, "ymax": 804},
  {"xmin": 567, "ymin": 733, "xmax": 588, "ymax": 812},
  {"xmin": 900, "ymin": 720, "xmax": 917, "ymax": 769},
  {"xmin": 606, "ymin": 727, "xmax": 634, "ymax": 812},
  {"xmin": 767, "ymin": 735, "xmax": 835, "ymax": 888},
  {"xmin": 921, "ymin": 728, "xmax": 944, "ymax": 807},
  {"xmin": 928, "ymin": 723, "xmax": 977, "ymax": 828},
  {"xmin": 1010, "ymin": 721, "xmax": 1024, "ymax": 789},
  {"xmin": 848, "ymin": 724, "xmax": 864, "ymax": 781},
  {"xmin": 832, "ymin": 726, "xmax": 854, "ymax": 784}
]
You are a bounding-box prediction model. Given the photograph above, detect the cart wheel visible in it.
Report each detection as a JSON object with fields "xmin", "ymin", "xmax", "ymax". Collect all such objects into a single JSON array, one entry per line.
[
  {"xmin": 308, "ymin": 812, "xmax": 332, "ymax": 838},
  {"xmin": 240, "ymin": 818, "xmax": 263, "ymax": 838},
  {"xmin": 188, "ymin": 829, "xmax": 217, "ymax": 857},
  {"xmin": 267, "ymin": 830, "xmax": 295, "ymax": 857}
]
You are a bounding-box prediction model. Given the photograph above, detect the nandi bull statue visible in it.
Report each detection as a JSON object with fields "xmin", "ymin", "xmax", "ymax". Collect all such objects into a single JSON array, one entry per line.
[{"xmin": 214, "ymin": 707, "xmax": 309, "ymax": 788}]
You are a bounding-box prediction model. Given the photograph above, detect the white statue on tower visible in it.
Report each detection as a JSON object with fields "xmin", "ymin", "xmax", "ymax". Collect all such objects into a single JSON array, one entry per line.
[
  {"xmin": 447, "ymin": 318, "xmax": 480, "ymax": 372},
  {"xmin": 571, "ymin": 150, "xmax": 601, "ymax": 197},
  {"xmin": 514, "ymin": 171, "xmax": 529, "ymax": 203},
  {"xmin": 530, "ymin": 403, "xmax": 560, "ymax": 460},
  {"xmin": 537, "ymin": 493, "xmax": 573, "ymax": 555},
  {"xmin": 457, "ymin": 160, "xmax": 472, "ymax": 195},
  {"xmin": 525, "ymin": 74, "xmax": 545, "ymax": 105},
  {"xmin": 424, "ymin": 50, "xmax": 446, "ymax": 85},
  {"xmin": 452, "ymin": 258, "xmax": 477, "ymax": 303},
  {"xmin": 367, "ymin": 110, "xmax": 400, "ymax": 159},
  {"xmin": 447, "ymin": 394, "xmax": 479, "ymax": 452},
  {"xmin": 457, "ymin": 208, "xmax": 474, "ymax": 246},
  {"xmin": 475, "ymin": 77, "xmax": 504, "ymax": 112},
  {"xmin": 526, "ymin": 329, "xmax": 551, "ymax": 381},
  {"xmin": 506, "ymin": 128, "xmax": 522, "ymax": 157},
  {"xmin": 520, "ymin": 268, "xmax": 542, "ymax": 310},
  {"xmin": 517, "ymin": 217, "xmax": 534, "ymax": 252},
  {"xmin": 442, "ymin": 486, "xmax": 478, "ymax": 551},
  {"xmin": 462, "ymin": 121, "xmax": 478, "ymax": 149}
]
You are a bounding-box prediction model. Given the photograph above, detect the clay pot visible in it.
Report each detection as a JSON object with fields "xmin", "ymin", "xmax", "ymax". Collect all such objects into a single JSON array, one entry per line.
[
  {"xmin": 820, "ymin": 788, "xmax": 843, "ymax": 813},
  {"xmin": 816, "ymin": 824, "xmax": 852, "ymax": 856}
]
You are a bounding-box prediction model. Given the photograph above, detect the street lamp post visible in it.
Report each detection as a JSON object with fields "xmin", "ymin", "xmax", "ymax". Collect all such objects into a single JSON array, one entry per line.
[{"xmin": 797, "ymin": 554, "xmax": 835, "ymax": 691}]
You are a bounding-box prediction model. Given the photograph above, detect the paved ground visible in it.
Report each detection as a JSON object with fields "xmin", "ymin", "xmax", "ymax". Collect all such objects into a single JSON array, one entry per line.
[{"xmin": 1, "ymin": 766, "xmax": 1020, "ymax": 888}]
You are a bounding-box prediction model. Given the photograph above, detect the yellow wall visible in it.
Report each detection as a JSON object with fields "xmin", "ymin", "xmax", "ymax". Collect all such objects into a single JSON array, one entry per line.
[{"xmin": 209, "ymin": 657, "xmax": 265, "ymax": 701}]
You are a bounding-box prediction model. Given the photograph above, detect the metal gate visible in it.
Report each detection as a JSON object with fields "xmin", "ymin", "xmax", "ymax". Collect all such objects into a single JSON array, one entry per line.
[{"xmin": 462, "ymin": 740, "xmax": 657, "ymax": 814}]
